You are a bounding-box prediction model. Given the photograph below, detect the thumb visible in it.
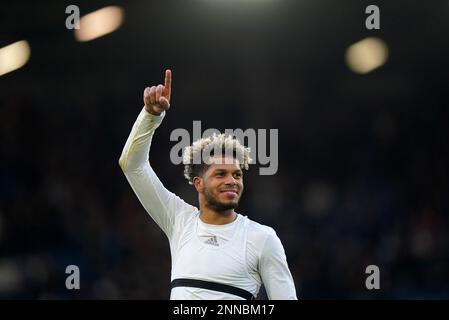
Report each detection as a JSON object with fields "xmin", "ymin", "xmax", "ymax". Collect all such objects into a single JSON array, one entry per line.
[{"xmin": 159, "ymin": 96, "xmax": 170, "ymax": 109}]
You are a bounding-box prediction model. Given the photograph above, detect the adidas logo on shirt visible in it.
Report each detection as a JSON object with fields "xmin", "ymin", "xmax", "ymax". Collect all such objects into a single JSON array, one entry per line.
[{"xmin": 204, "ymin": 236, "xmax": 219, "ymax": 246}]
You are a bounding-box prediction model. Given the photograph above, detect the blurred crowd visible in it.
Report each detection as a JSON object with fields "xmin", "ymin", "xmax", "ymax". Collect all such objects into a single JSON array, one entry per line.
[{"xmin": 1, "ymin": 87, "xmax": 447, "ymax": 299}]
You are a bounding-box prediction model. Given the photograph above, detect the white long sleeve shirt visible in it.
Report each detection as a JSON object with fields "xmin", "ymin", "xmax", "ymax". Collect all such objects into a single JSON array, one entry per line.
[{"xmin": 119, "ymin": 107, "xmax": 297, "ymax": 300}]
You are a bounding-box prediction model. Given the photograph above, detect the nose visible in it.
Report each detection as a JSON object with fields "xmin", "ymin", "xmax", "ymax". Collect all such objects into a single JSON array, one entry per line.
[{"xmin": 224, "ymin": 174, "xmax": 237, "ymax": 185}]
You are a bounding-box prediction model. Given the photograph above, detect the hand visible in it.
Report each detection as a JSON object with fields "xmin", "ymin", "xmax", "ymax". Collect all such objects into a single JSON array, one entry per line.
[{"xmin": 144, "ymin": 69, "xmax": 172, "ymax": 115}]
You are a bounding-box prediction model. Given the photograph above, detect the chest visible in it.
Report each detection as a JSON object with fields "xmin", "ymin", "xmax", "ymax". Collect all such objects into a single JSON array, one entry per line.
[{"xmin": 171, "ymin": 217, "xmax": 251, "ymax": 281}]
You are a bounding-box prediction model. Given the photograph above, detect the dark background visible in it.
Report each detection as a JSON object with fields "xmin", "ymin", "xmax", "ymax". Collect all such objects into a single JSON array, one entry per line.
[{"xmin": 1, "ymin": 0, "xmax": 448, "ymax": 299}]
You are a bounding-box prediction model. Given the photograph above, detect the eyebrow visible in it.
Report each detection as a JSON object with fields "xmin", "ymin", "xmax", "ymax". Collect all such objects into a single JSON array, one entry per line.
[{"xmin": 213, "ymin": 169, "xmax": 242, "ymax": 174}]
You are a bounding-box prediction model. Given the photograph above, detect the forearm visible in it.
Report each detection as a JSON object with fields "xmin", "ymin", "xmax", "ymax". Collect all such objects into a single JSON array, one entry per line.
[
  {"xmin": 118, "ymin": 70, "xmax": 188, "ymax": 237},
  {"xmin": 119, "ymin": 107, "xmax": 179, "ymax": 235},
  {"xmin": 119, "ymin": 107, "xmax": 165, "ymax": 172}
]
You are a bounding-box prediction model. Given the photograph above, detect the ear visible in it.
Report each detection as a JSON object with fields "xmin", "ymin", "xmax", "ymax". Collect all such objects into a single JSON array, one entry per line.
[{"xmin": 193, "ymin": 176, "xmax": 204, "ymax": 193}]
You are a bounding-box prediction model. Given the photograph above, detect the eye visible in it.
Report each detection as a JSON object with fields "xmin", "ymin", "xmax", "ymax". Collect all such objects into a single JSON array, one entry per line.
[
  {"xmin": 233, "ymin": 172, "xmax": 242, "ymax": 179},
  {"xmin": 216, "ymin": 172, "xmax": 225, "ymax": 177}
]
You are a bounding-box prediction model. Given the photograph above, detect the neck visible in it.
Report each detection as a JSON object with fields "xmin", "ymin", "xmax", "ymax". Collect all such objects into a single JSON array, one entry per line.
[{"xmin": 199, "ymin": 203, "xmax": 237, "ymax": 225}]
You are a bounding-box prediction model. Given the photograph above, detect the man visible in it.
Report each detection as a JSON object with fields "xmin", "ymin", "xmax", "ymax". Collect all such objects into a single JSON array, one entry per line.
[{"xmin": 119, "ymin": 69, "xmax": 297, "ymax": 300}]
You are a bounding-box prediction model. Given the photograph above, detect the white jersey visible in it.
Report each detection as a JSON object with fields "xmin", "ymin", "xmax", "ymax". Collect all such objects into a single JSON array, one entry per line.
[{"xmin": 119, "ymin": 108, "xmax": 297, "ymax": 300}]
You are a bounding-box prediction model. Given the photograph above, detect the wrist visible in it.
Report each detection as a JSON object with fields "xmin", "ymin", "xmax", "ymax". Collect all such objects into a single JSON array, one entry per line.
[{"xmin": 144, "ymin": 105, "xmax": 163, "ymax": 116}]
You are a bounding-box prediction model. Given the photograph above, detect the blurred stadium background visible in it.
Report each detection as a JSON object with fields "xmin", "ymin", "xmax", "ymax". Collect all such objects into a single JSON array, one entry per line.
[{"xmin": 0, "ymin": 0, "xmax": 448, "ymax": 299}]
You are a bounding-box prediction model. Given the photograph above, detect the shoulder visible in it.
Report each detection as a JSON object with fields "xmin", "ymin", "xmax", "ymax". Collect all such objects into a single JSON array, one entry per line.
[
  {"xmin": 244, "ymin": 216, "xmax": 279, "ymax": 249},
  {"xmin": 243, "ymin": 216, "xmax": 288, "ymax": 258},
  {"xmin": 246, "ymin": 217, "xmax": 276, "ymax": 237},
  {"xmin": 176, "ymin": 204, "xmax": 199, "ymax": 225}
]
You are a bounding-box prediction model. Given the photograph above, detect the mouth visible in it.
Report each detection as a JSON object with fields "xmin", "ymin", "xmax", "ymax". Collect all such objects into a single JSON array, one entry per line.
[{"xmin": 220, "ymin": 190, "xmax": 239, "ymax": 197}]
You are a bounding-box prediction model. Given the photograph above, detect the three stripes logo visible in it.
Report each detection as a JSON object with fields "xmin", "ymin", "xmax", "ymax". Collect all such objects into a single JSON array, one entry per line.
[{"xmin": 204, "ymin": 236, "xmax": 219, "ymax": 246}]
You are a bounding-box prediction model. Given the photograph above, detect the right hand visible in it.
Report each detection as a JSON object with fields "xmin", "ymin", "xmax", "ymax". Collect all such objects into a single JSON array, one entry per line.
[{"xmin": 144, "ymin": 69, "xmax": 172, "ymax": 115}]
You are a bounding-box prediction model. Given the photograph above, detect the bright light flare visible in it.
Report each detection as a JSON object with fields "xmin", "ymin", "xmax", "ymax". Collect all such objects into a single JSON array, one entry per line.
[
  {"xmin": 75, "ymin": 6, "xmax": 124, "ymax": 42},
  {"xmin": 345, "ymin": 37, "xmax": 389, "ymax": 74},
  {"xmin": 0, "ymin": 40, "xmax": 31, "ymax": 77}
]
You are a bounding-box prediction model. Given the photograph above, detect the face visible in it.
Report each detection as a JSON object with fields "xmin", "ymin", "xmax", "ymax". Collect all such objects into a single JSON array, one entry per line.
[{"xmin": 195, "ymin": 156, "xmax": 244, "ymax": 212}]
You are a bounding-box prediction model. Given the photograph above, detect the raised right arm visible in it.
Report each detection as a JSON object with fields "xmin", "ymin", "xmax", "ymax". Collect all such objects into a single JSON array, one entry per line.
[{"xmin": 119, "ymin": 69, "xmax": 194, "ymax": 238}]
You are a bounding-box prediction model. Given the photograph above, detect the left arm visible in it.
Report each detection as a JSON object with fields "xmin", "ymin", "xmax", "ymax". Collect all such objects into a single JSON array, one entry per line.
[{"xmin": 259, "ymin": 231, "xmax": 298, "ymax": 300}]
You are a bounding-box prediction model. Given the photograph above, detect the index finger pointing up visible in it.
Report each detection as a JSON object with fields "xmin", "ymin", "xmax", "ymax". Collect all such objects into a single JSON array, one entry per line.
[{"xmin": 164, "ymin": 69, "xmax": 172, "ymax": 99}]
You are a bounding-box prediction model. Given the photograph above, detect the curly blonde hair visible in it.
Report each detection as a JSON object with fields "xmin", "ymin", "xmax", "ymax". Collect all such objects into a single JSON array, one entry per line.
[{"xmin": 182, "ymin": 133, "xmax": 252, "ymax": 185}]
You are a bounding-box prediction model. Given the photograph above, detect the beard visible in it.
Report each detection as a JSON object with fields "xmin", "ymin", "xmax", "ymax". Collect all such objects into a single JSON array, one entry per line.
[{"xmin": 204, "ymin": 188, "xmax": 240, "ymax": 212}]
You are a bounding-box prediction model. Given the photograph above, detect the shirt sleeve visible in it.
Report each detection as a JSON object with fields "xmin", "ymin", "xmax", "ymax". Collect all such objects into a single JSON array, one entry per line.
[
  {"xmin": 118, "ymin": 107, "xmax": 195, "ymax": 239},
  {"xmin": 259, "ymin": 230, "xmax": 298, "ymax": 300}
]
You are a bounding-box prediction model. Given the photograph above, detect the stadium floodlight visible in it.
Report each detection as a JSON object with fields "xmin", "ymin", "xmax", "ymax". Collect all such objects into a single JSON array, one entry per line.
[
  {"xmin": 345, "ymin": 37, "xmax": 389, "ymax": 74},
  {"xmin": 75, "ymin": 6, "xmax": 124, "ymax": 42},
  {"xmin": 0, "ymin": 40, "xmax": 31, "ymax": 77}
]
